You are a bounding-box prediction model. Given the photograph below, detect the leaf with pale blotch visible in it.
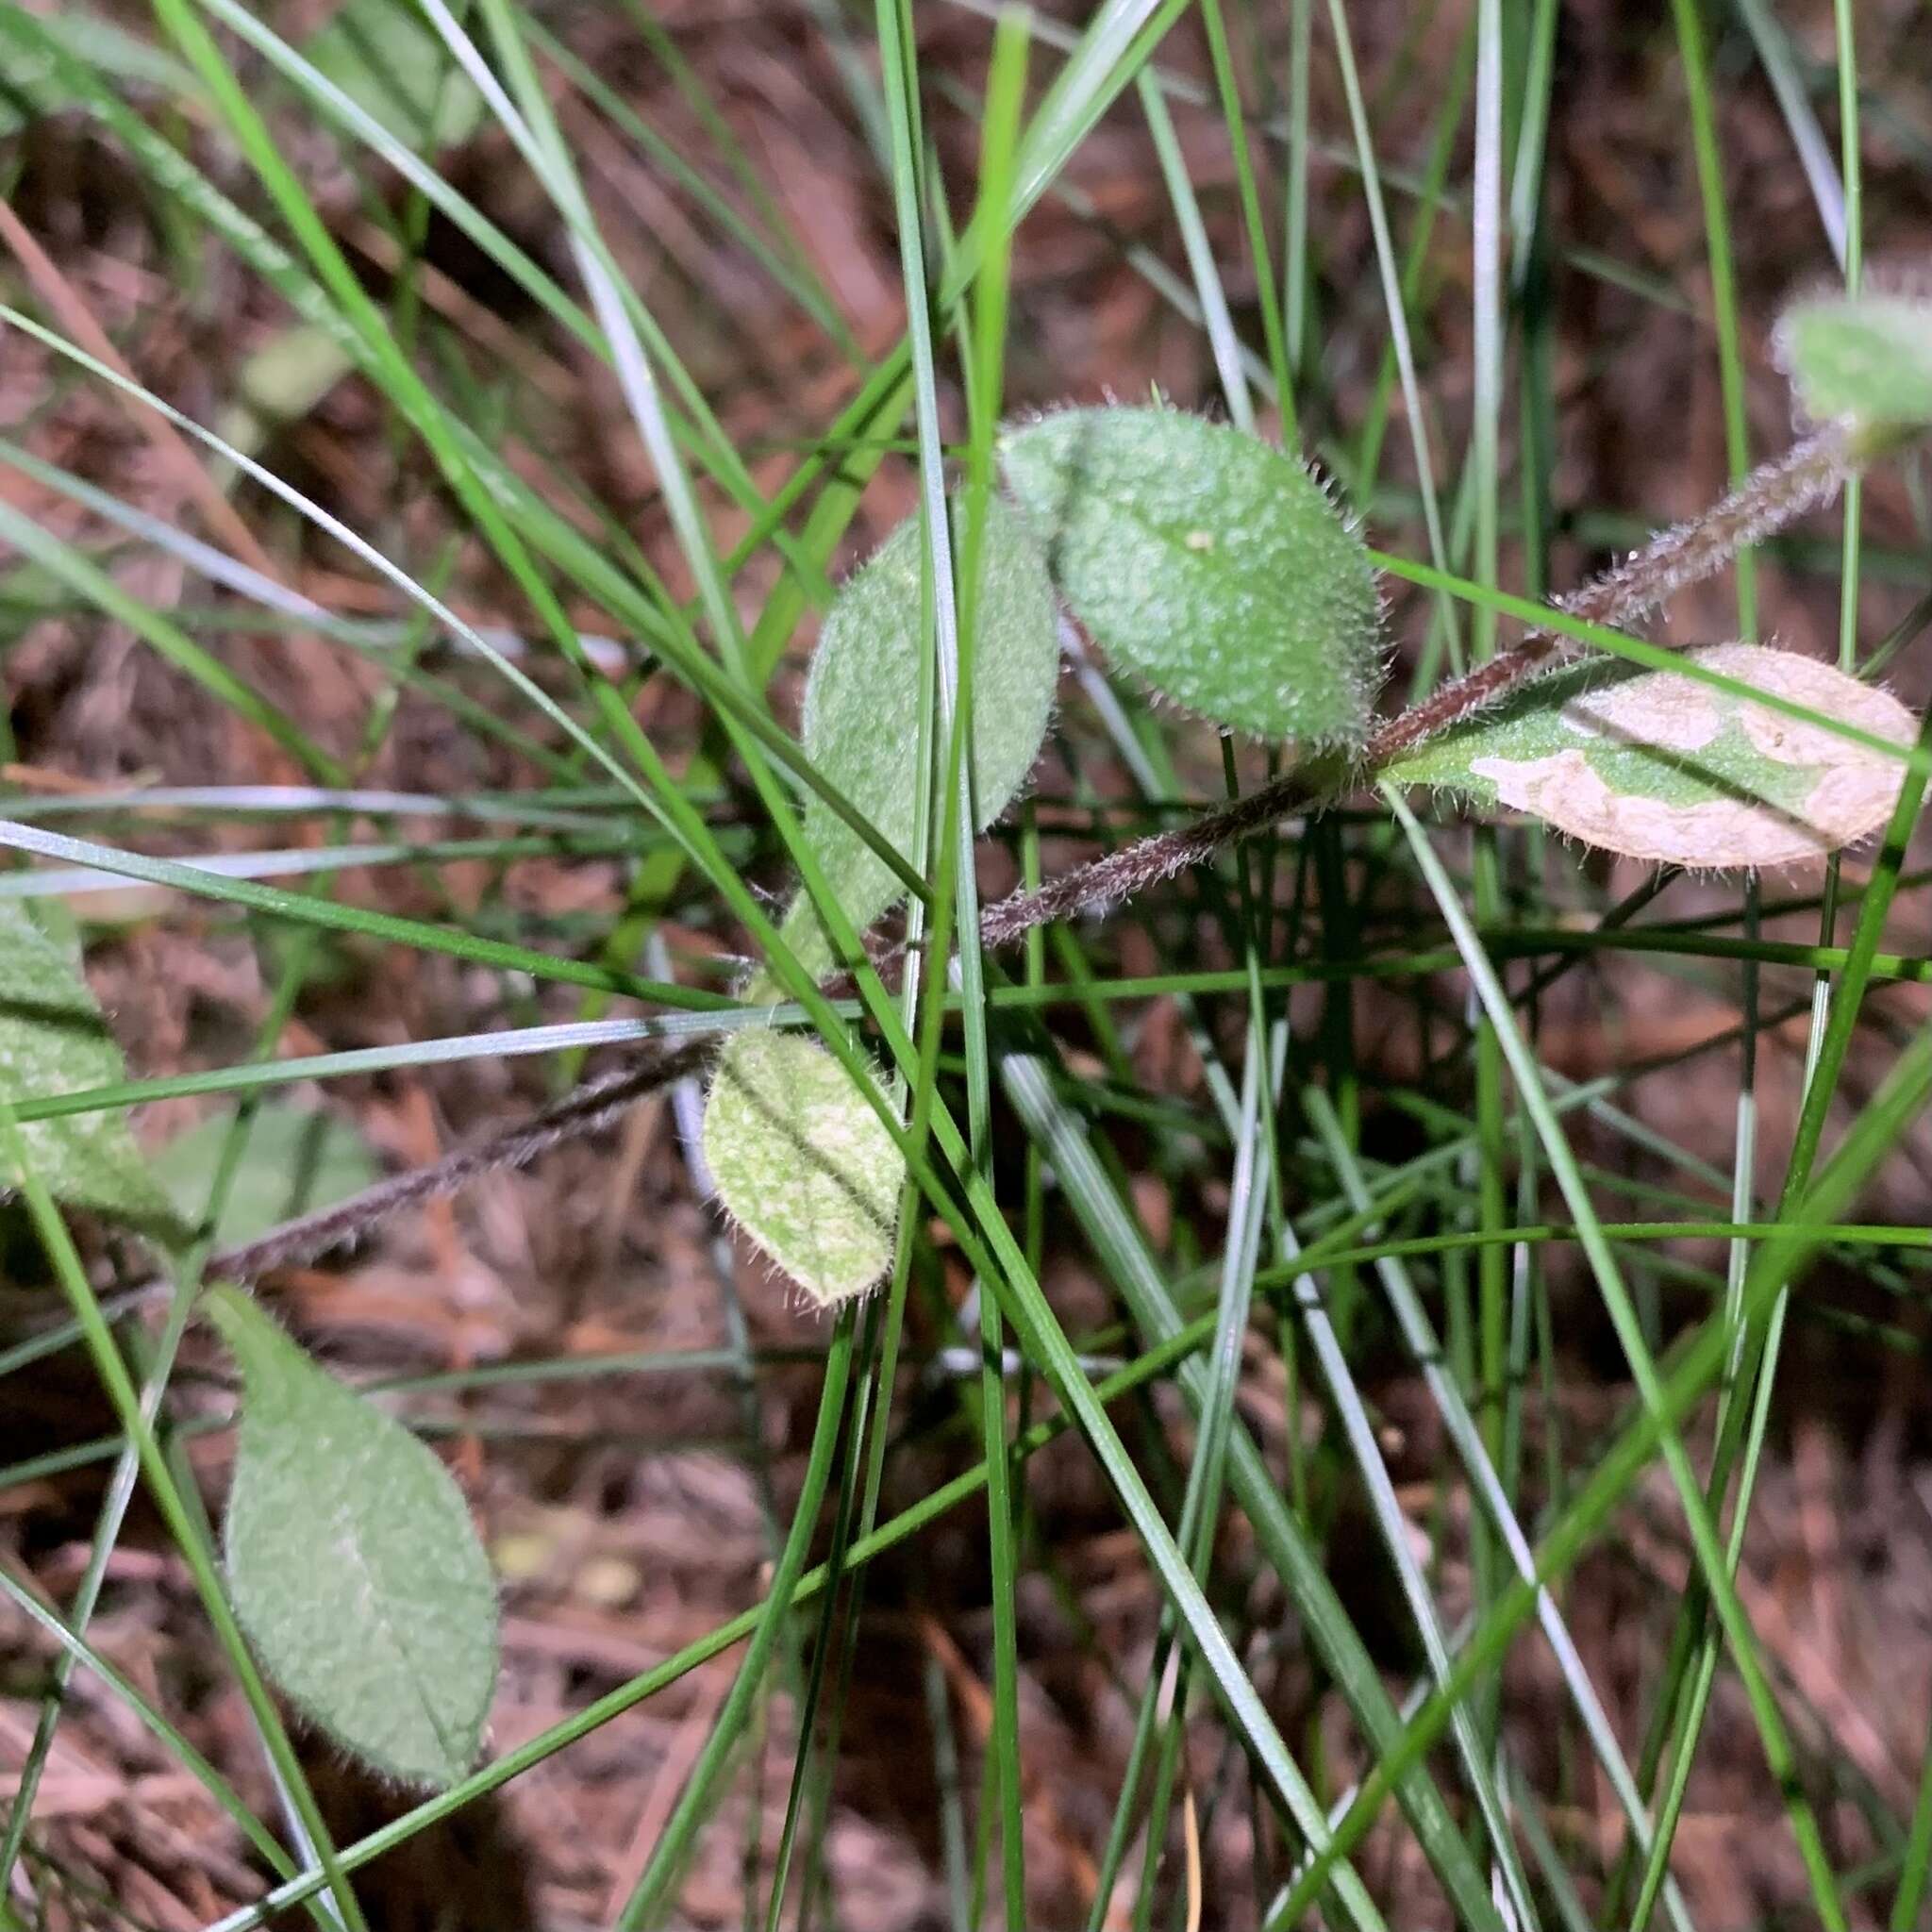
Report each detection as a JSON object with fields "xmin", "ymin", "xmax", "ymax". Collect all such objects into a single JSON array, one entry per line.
[
  {"xmin": 1000, "ymin": 406, "xmax": 1382, "ymax": 745},
  {"xmin": 1386, "ymin": 643, "xmax": 1915, "ymax": 869},
  {"xmin": 1774, "ymin": 286, "xmax": 1932, "ymax": 434},
  {"xmin": 0, "ymin": 902, "xmax": 183, "ymax": 1247},
  {"xmin": 702, "ymin": 1029, "xmax": 903, "ymax": 1307},
  {"xmin": 209, "ymin": 1287, "xmax": 498, "ymax": 1789},
  {"xmin": 774, "ymin": 491, "xmax": 1059, "ymax": 984},
  {"xmin": 156, "ymin": 1103, "xmax": 378, "ymax": 1250}
]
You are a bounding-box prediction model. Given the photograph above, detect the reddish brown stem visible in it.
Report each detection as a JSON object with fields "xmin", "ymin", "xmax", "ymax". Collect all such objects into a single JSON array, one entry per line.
[
  {"xmin": 165, "ymin": 425, "xmax": 1865, "ymax": 1282},
  {"xmin": 204, "ymin": 1043, "xmax": 708, "ymax": 1283}
]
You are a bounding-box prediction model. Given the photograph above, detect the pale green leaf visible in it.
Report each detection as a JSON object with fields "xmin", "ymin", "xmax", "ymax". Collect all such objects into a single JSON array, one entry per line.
[
  {"xmin": 702, "ymin": 1029, "xmax": 903, "ymax": 1308},
  {"xmin": 1386, "ymin": 643, "xmax": 1914, "ymax": 868},
  {"xmin": 999, "ymin": 405, "xmax": 1383, "ymax": 744},
  {"xmin": 303, "ymin": 0, "xmax": 485, "ymax": 154},
  {"xmin": 0, "ymin": 902, "xmax": 182, "ymax": 1246},
  {"xmin": 0, "ymin": 11, "xmax": 198, "ymax": 137},
  {"xmin": 1774, "ymin": 285, "xmax": 1932, "ymax": 434},
  {"xmin": 774, "ymin": 491, "xmax": 1059, "ymax": 982},
  {"xmin": 155, "ymin": 1103, "xmax": 378, "ymax": 1250},
  {"xmin": 209, "ymin": 1287, "xmax": 498, "ymax": 1789}
]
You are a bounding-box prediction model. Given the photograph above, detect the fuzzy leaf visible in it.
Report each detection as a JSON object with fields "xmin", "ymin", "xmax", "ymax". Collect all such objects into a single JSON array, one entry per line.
[
  {"xmin": 702, "ymin": 1029, "xmax": 902, "ymax": 1307},
  {"xmin": 0, "ymin": 902, "xmax": 182, "ymax": 1246},
  {"xmin": 209, "ymin": 1287, "xmax": 498, "ymax": 1788},
  {"xmin": 1386, "ymin": 643, "xmax": 1914, "ymax": 868},
  {"xmin": 156, "ymin": 1104, "xmax": 378, "ymax": 1251},
  {"xmin": 704, "ymin": 496, "xmax": 1050, "ymax": 1304},
  {"xmin": 1774, "ymin": 288, "xmax": 1932, "ymax": 434},
  {"xmin": 1000, "ymin": 406, "xmax": 1382, "ymax": 744},
  {"xmin": 775, "ymin": 491, "xmax": 1059, "ymax": 981}
]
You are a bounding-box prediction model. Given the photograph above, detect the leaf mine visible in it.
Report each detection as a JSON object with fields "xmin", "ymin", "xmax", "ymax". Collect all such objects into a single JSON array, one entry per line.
[{"xmin": 1387, "ymin": 643, "xmax": 1915, "ymax": 869}]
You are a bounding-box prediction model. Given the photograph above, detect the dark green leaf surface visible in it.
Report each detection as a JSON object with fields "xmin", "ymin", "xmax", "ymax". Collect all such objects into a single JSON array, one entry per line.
[{"xmin": 1001, "ymin": 405, "xmax": 1382, "ymax": 743}]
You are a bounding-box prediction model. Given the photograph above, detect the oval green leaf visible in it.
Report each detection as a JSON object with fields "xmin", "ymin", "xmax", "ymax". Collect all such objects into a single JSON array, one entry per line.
[
  {"xmin": 702, "ymin": 1029, "xmax": 903, "ymax": 1307},
  {"xmin": 1000, "ymin": 405, "xmax": 1383, "ymax": 744},
  {"xmin": 776, "ymin": 491, "xmax": 1059, "ymax": 982},
  {"xmin": 1385, "ymin": 643, "xmax": 1914, "ymax": 869},
  {"xmin": 208, "ymin": 1287, "xmax": 498, "ymax": 1789},
  {"xmin": 1774, "ymin": 284, "xmax": 1932, "ymax": 435},
  {"xmin": 0, "ymin": 902, "xmax": 183, "ymax": 1249},
  {"xmin": 156, "ymin": 1103, "xmax": 378, "ymax": 1250}
]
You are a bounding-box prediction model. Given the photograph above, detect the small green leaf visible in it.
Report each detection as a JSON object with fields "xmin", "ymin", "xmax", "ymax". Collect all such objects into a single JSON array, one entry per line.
[
  {"xmin": 1386, "ymin": 643, "xmax": 1914, "ymax": 869},
  {"xmin": 155, "ymin": 1104, "xmax": 378, "ymax": 1250},
  {"xmin": 1774, "ymin": 285, "xmax": 1932, "ymax": 434},
  {"xmin": 776, "ymin": 491, "xmax": 1059, "ymax": 981},
  {"xmin": 703, "ymin": 494, "xmax": 1051, "ymax": 1303},
  {"xmin": 702, "ymin": 1029, "xmax": 903, "ymax": 1307},
  {"xmin": 1000, "ymin": 405, "xmax": 1383, "ymax": 744},
  {"xmin": 0, "ymin": 903, "xmax": 182, "ymax": 1246},
  {"xmin": 303, "ymin": 0, "xmax": 485, "ymax": 154},
  {"xmin": 208, "ymin": 1287, "xmax": 498, "ymax": 1789}
]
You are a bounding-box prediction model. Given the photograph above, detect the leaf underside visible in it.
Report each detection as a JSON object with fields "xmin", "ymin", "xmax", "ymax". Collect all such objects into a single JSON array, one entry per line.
[
  {"xmin": 210, "ymin": 1288, "xmax": 498, "ymax": 1789},
  {"xmin": 702, "ymin": 1028, "xmax": 903, "ymax": 1308},
  {"xmin": 1386, "ymin": 643, "xmax": 1914, "ymax": 869}
]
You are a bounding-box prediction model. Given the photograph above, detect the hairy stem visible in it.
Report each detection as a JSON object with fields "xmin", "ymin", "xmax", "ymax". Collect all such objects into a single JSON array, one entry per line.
[
  {"xmin": 204, "ymin": 1043, "xmax": 708, "ymax": 1283},
  {"xmin": 1367, "ymin": 421, "xmax": 1856, "ymax": 762},
  {"xmin": 176, "ymin": 425, "xmax": 1863, "ymax": 1283},
  {"xmin": 970, "ymin": 420, "xmax": 1859, "ymax": 952}
]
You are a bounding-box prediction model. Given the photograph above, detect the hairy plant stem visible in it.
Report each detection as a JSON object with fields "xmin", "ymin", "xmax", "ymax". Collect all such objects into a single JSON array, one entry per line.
[
  {"xmin": 969, "ymin": 420, "xmax": 1858, "ymax": 959},
  {"xmin": 182, "ymin": 423, "xmax": 1862, "ymax": 1284}
]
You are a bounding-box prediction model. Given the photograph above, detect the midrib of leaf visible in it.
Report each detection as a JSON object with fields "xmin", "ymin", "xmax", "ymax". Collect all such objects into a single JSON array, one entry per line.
[{"xmin": 324, "ymin": 1434, "xmax": 467, "ymax": 1771}]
